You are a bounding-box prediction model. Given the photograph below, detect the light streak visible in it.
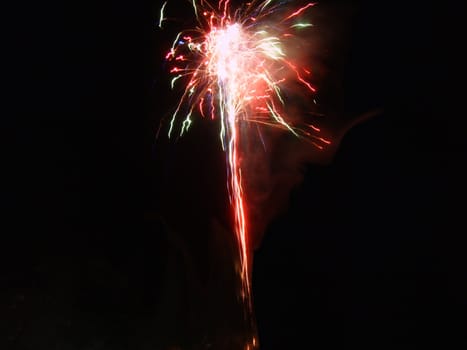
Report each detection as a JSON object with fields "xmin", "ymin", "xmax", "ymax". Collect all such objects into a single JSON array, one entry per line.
[
  {"xmin": 159, "ymin": 1, "xmax": 167, "ymax": 28},
  {"xmin": 161, "ymin": 0, "xmax": 331, "ymax": 330}
]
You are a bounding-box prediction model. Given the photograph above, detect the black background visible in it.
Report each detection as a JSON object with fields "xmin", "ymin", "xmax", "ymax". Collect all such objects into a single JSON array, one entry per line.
[{"xmin": 2, "ymin": 0, "xmax": 465, "ymax": 349}]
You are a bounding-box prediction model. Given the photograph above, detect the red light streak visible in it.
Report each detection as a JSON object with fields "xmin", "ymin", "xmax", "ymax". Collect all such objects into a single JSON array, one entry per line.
[{"xmin": 160, "ymin": 1, "xmax": 331, "ymax": 335}]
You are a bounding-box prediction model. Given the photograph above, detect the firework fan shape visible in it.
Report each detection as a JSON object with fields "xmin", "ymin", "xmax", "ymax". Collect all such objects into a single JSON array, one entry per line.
[{"xmin": 160, "ymin": 1, "xmax": 331, "ymax": 347}]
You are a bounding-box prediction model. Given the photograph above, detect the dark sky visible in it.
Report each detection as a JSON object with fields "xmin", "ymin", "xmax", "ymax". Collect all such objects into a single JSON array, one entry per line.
[{"xmin": 2, "ymin": 0, "xmax": 465, "ymax": 349}]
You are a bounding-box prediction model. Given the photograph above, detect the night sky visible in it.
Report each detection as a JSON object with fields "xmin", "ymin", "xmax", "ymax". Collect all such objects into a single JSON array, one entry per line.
[{"xmin": 3, "ymin": 0, "xmax": 465, "ymax": 349}]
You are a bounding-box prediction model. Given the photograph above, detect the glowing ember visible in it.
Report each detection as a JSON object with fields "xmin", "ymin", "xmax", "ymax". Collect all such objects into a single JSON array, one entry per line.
[{"xmin": 161, "ymin": 0, "xmax": 330, "ymax": 322}]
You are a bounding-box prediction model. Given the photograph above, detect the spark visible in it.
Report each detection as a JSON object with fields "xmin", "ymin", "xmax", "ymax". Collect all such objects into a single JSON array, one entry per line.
[
  {"xmin": 291, "ymin": 22, "xmax": 314, "ymax": 29},
  {"xmin": 161, "ymin": 0, "xmax": 331, "ymax": 320},
  {"xmin": 283, "ymin": 2, "xmax": 317, "ymax": 21},
  {"xmin": 159, "ymin": 1, "xmax": 167, "ymax": 28}
]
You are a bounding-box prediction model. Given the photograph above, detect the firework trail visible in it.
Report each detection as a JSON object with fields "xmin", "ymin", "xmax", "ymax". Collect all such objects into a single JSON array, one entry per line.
[{"xmin": 160, "ymin": 0, "xmax": 331, "ymax": 327}]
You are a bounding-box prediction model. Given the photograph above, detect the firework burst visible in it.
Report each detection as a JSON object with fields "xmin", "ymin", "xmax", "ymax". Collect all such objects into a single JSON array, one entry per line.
[{"xmin": 160, "ymin": 0, "xmax": 331, "ymax": 337}]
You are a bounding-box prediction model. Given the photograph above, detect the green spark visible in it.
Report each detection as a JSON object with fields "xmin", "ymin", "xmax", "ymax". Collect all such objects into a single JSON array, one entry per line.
[
  {"xmin": 180, "ymin": 111, "xmax": 193, "ymax": 136},
  {"xmin": 267, "ymin": 104, "xmax": 298, "ymax": 136},
  {"xmin": 192, "ymin": 0, "xmax": 198, "ymax": 19},
  {"xmin": 291, "ymin": 22, "xmax": 313, "ymax": 29},
  {"xmin": 171, "ymin": 75, "xmax": 182, "ymax": 89},
  {"xmin": 159, "ymin": 1, "xmax": 167, "ymax": 28}
]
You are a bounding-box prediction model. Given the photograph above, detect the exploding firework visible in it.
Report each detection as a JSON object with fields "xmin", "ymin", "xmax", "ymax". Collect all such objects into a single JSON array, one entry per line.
[{"xmin": 160, "ymin": 0, "xmax": 331, "ymax": 345}]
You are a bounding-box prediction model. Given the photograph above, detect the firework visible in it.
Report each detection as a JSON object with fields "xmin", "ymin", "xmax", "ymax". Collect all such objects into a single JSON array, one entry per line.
[{"xmin": 160, "ymin": 0, "xmax": 331, "ymax": 340}]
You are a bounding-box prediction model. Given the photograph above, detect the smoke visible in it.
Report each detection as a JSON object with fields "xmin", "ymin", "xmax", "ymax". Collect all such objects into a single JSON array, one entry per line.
[
  {"xmin": 156, "ymin": 0, "xmax": 381, "ymax": 297},
  {"xmin": 236, "ymin": 0, "xmax": 377, "ymax": 249},
  {"xmin": 241, "ymin": 108, "xmax": 380, "ymax": 250}
]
